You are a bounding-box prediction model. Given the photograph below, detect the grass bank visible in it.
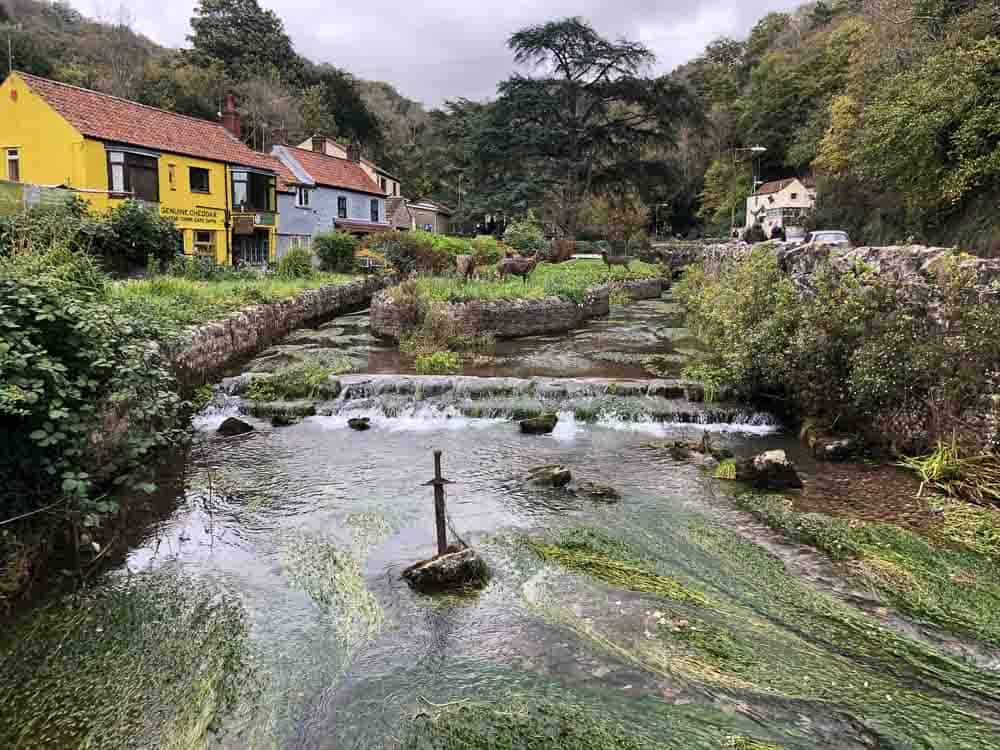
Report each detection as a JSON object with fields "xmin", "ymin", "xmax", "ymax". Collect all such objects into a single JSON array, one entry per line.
[
  {"xmin": 410, "ymin": 259, "xmax": 660, "ymax": 304},
  {"xmin": 110, "ymin": 272, "xmax": 357, "ymax": 329}
]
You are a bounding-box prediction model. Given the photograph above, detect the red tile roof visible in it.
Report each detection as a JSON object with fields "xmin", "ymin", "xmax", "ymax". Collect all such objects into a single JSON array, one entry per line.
[
  {"xmin": 282, "ymin": 146, "xmax": 385, "ymax": 195},
  {"xmin": 17, "ymin": 72, "xmax": 276, "ymax": 172},
  {"xmin": 752, "ymin": 178, "xmax": 815, "ymax": 197}
]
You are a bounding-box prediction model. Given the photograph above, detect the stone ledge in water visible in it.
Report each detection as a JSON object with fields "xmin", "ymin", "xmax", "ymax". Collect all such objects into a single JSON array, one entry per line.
[
  {"xmin": 520, "ymin": 413, "xmax": 559, "ymax": 434},
  {"xmin": 574, "ymin": 481, "xmax": 621, "ymax": 503},
  {"xmin": 527, "ymin": 465, "xmax": 573, "ymax": 487},
  {"xmin": 217, "ymin": 417, "xmax": 254, "ymax": 436},
  {"xmin": 348, "ymin": 417, "xmax": 372, "ymax": 431},
  {"xmin": 721, "ymin": 450, "xmax": 803, "ymax": 490},
  {"xmin": 249, "ymin": 401, "xmax": 317, "ymax": 420},
  {"xmin": 402, "ymin": 544, "xmax": 489, "ymax": 594}
]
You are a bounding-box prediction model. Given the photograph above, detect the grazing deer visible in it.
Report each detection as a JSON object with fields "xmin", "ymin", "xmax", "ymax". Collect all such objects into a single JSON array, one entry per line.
[
  {"xmin": 456, "ymin": 254, "xmax": 475, "ymax": 281},
  {"xmin": 601, "ymin": 250, "xmax": 631, "ymax": 271},
  {"xmin": 497, "ymin": 254, "xmax": 538, "ymax": 284}
]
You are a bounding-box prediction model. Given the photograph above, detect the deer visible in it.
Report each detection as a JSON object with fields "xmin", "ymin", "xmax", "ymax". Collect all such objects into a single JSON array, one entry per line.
[
  {"xmin": 497, "ymin": 254, "xmax": 538, "ymax": 284},
  {"xmin": 601, "ymin": 250, "xmax": 631, "ymax": 272},
  {"xmin": 456, "ymin": 254, "xmax": 475, "ymax": 281}
]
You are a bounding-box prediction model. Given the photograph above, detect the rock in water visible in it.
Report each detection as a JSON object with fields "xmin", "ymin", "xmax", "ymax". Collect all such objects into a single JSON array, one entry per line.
[
  {"xmin": 575, "ymin": 481, "xmax": 621, "ymax": 503},
  {"xmin": 217, "ymin": 417, "xmax": 254, "ymax": 436},
  {"xmin": 271, "ymin": 413, "xmax": 300, "ymax": 427},
  {"xmin": 731, "ymin": 449, "xmax": 803, "ymax": 489},
  {"xmin": 402, "ymin": 545, "xmax": 489, "ymax": 593},
  {"xmin": 348, "ymin": 417, "xmax": 372, "ymax": 431},
  {"xmin": 527, "ymin": 465, "xmax": 573, "ymax": 488},
  {"xmin": 520, "ymin": 413, "xmax": 559, "ymax": 435}
]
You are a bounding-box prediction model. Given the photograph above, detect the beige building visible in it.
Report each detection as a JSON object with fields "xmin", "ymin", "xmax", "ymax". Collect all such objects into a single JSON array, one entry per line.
[
  {"xmin": 745, "ymin": 178, "xmax": 816, "ymax": 237},
  {"xmin": 409, "ymin": 198, "xmax": 453, "ymax": 234}
]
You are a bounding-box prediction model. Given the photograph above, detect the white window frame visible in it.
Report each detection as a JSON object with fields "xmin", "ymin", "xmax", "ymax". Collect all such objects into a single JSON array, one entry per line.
[
  {"xmin": 296, "ymin": 186, "xmax": 311, "ymax": 208},
  {"xmin": 193, "ymin": 230, "xmax": 216, "ymax": 256},
  {"xmin": 108, "ymin": 151, "xmax": 125, "ymax": 193},
  {"xmin": 6, "ymin": 148, "xmax": 21, "ymax": 182}
]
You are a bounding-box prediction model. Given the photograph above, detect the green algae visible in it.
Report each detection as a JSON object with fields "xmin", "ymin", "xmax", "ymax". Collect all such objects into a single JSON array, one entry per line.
[
  {"xmin": 0, "ymin": 571, "xmax": 258, "ymax": 749},
  {"xmin": 734, "ymin": 493, "xmax": 1000, "ymax": 646},
  {"xmin": 931, "ymin": 498, "xmax": 1000, "ymax": 561},
  {"xmin": 524, "ymin": 530, "xmax": 707, "ymax": 605},
  {"xmin": 397, "ymin": 699, "xmax": 673, "ymax": 749},
  {"xmin": 724, "ymin": 738, "xmax": 784, "ymax": 750}
]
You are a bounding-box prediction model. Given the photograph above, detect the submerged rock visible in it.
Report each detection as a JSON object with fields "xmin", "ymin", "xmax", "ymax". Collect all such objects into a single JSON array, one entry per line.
[
  {"xmin": 402, "ymin": 544, "xmax": 489, "ymax": 593},
  {"xmin": 727, "ymin": 449, "xmax": 803, "ymax": 490},
  {"xmin": 271, "ymin": 413, "xmax": 301, "ymax": 427},
  {"xmin": 527, "ymin": 465, "xmax": 573, "ymax": 488},
  {"xmin": 348, "ymin": 417, "xmax": 372, "ymax": 431},
  {"xmin": 574, "ymin": 481, "xmax": 621, "ymax": 503},
  {"xmin": 217, "ymin": 417, "xmax": 254, "ymax": 437},
  {"xmin": 520, "ymin": 413, "xmax": 559, "ymax": 435},
  {"xmin": 249, "ymin": 401, "xmax": 317, "ymax": 420}
]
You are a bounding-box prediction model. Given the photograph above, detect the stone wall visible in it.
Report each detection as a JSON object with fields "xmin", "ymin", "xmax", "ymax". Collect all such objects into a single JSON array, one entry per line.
[
  {"xmin": 370, "ymin": 278, "xmax": 663, "ymax": 341},
  {"xmin": 167, "ymin": 273, "xmax": 398, "ymax": 386}
]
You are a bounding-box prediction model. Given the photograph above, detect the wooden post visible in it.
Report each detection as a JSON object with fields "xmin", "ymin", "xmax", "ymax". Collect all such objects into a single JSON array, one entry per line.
[{"xmin": 424, "ymin": 450, "xmax": 452, "ymax": 557}]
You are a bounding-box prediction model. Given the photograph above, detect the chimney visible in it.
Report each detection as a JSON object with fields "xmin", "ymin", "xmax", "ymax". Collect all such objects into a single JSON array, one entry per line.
[
  {"xmin": 221, "ymin": 94, "xmax": 240, "ymax": 139},
  {"xmin": 347, "ymin": 142, "xmax": 361, "ymax": 163},
  {"xmin": 312, "ymin": 135, "xmax": 327, "ymax": 154}
]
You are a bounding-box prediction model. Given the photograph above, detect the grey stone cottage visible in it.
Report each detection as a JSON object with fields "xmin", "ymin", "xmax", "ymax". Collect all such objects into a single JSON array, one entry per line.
[{"xmin": 271, "ymin": 144, "xmax": 389, "ymax": 257}]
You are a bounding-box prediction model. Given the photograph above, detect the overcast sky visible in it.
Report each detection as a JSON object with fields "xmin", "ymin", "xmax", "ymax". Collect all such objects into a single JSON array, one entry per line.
[{"xmin": 70, "ymin": 0, "xmax": 804, "ymax": 107}]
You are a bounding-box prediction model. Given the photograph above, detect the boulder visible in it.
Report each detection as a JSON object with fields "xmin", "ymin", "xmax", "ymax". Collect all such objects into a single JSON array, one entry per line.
[
  {"xmin": 520, "ymin": 413, "xmax": 559, "ymax": 435},
  {"xmin": 402, "ymin": 544, "xmax": 489, "ymax": 593},
  {"xmin": 575, "ymin": 481, "xmax": 621, "ymax": 503},
  {"xmin": 731, "ymin": 449, "xmax": 803, "ymax": 490},
  {"xmin": 348, "ymin": 417, "xmax": 372, "ymax": 431},
  {"xmin": 527, "ymin": 465, "xmax": 573, "ymax": 488},
  {"xmin": 271, "ymin": 413, "xmax": 301, "ymax": 427},
  {"xmin": 217, "ymin": 417, "xmax": 254, "ymax": 437},
  {"xmin": 814, "ymin": 437, "xmax": 859, "ymax": 462}
]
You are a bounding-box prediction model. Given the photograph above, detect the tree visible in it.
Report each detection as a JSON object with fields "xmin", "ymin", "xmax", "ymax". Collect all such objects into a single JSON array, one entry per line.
[
  {"xmin": 484, "ymin": 17, "xmax": 695, "ymax": 235},
  {"xmin": 188, "ymin": 0, "xmax": 301, "ymax": 83}
]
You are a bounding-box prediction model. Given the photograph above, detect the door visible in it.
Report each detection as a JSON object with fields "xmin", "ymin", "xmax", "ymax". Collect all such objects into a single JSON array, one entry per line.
[{"xmin": 233, "ymin": 230, "xmax": 270, "ymax": 266}]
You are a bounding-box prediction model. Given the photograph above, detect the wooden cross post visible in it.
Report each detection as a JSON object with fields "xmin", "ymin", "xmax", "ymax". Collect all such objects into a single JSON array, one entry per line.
[{"xmin": 423, "ymin": 450, "xmax": 452, "ymax": 556}]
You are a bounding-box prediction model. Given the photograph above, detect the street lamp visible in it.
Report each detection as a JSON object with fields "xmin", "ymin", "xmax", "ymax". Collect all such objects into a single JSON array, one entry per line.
[{"xmin": 731, "ymin": 146, "xmax": 767, "ymax": 236}]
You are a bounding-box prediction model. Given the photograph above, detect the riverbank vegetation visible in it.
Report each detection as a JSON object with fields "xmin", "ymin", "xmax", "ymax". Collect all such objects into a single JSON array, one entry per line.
[{"xmin": 675, "ymin": 247, "xmax": 1000, "ymax": 457}]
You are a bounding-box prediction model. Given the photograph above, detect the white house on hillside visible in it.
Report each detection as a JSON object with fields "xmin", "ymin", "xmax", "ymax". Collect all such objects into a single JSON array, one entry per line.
[{"xmin": 745, "ymin": 178, "xmax": 816, "ymax": 237}]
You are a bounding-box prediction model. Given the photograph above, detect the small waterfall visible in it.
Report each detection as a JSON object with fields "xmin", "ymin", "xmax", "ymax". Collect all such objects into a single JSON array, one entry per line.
[{"xmin": 211, "ymin": 374, "xmax": 780, "ymax": 435}]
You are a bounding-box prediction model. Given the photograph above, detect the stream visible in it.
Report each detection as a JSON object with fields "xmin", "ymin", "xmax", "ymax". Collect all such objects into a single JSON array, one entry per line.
[{"xmin": 3, "ymin": 296, "xmax": 1000, "ymax": 749}]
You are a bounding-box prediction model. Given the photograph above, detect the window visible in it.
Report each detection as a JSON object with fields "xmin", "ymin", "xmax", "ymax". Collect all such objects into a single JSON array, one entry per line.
[
  {"xmin": 296, "ymin": 186, "xmax": 311, "ymax": 208},
  {"xmin": 190, "ymin": 167, "xmax": 210, "ymax": 194},
  {"xmin": 337, "ymin": 196, "xmax": 347, "ymax": 219},
  {"xmin": 193, "ymin": 230, "xmax": 215, "ymax": 256},
  {"xmin": 393, "ymin": 182, "xmax": 399, "ymax": 197},
  {"xmin": 168, "ymin": 164, "xmax": 177, "ymax": 190},
  {"xmin": 790, "ymin": 192, "xmax": 798, "ymax": 200},
  {"xmin": 231, "ymin": 171, "xmax": 275, "ymax": 212},
  {"xmin": 370, "ymin": 199, "xmax": 380, "ymax": 223},
  {"xmin": 107, "ymin": 151, "xmax": 159, "ymax": 201},
  {"xmin": 380, "ymin": 177, "xmax": 387, "ymax": 192},
  {"xmin": 6, "ymin": 148, "xmax": 19, "ymax": 182}
]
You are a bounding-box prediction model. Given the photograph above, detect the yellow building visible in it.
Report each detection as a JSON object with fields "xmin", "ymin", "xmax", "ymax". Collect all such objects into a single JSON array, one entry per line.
[{"xmin": 0, "ymin": 72, "xmax": 279, "ymax": 265}]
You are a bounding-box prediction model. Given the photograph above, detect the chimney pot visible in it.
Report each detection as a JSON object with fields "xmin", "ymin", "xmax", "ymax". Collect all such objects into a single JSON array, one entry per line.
[{"xmin": 221, "ymin": 94, "xmax": 240, "ymax": 139}]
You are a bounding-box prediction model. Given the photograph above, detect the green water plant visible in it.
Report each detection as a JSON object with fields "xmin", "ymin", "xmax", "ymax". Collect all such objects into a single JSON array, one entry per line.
[
  {"xmin": 414, "ymin": 350, "xmax": 462, "ymax": 374},
  {"xmin": 898, "ymin": 439, "xmax": 1000, "ymax": 506},
  {"xmin": 525, "ymin": 530, "xmax": 707, "ymax": 605},
  {"xmin": 245, "ymin": 361, "xmax": 349, "ymax": 402}
]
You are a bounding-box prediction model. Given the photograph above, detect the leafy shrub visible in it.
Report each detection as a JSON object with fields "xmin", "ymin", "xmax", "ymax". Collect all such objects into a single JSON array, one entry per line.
[
  {"xmin": 245, "ymin": 360, "xmax": 349, "ymax": 401},
  {"xmin": 0, "ymin": 249, "xmax": 183, "ymax": 528},
  {"xmin": 315, "ymin": 230, "xmax": 358, "ymax": 272},
  {"xmin": 414, "ymin": 350, "xmax": 462, "ymax": 374},
  {"xmin": 470, "ymin": 235, "xmax": 506, "ymax": 265},
  {"xmin": 503, "ymin": 211, "xmax": 547, "ymax": 255},
  {"xmin": 368, "ymin": 231, "xmax": 450, "ymax": 274},
  {"xmin": 95, "ymin": 200, "xmax": 182, "ymax": 273},
  {"xmin": 743, "ymin": 224, "xmax": 767, "ymax": 243},
  {"xmin": 276, "ymin": 247, "xmax": 315, "ymax": 279}
]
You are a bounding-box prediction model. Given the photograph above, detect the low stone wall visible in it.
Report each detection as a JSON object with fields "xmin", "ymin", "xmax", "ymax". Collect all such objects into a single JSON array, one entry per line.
[
  {"xmin": 620, "ymin": 277, "xmax": 665, "ymax": 301},
  {"xmin": 371, "ymin": 287, "xmax": 611, "ymax": 341},
  {"xmin": 168, "ymin": 273, "xmax": 398, "ymax": 386}
]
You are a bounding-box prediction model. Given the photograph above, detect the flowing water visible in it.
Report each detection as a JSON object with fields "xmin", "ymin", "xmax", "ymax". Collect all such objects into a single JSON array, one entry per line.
[{"xmin": 5, "ymin": 298, "xmax": 1000, "ymax": 749}]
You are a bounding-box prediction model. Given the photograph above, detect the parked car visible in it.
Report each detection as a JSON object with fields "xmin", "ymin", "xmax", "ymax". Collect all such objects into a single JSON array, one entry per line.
[{"xmin": 805, "ymin": 230, "xmax": 851, "ymax": 247}]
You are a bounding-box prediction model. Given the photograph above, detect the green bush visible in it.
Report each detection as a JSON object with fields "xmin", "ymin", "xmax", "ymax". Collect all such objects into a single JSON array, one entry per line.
[
  {"xmin": 471, "ymin": 235, "xmax": 506, "ymax": 265},
  {"xmin": 367, "ymin": 231, "xmax": 451, "ymax": 274},
  {"xmin": 503, "ymin": 211, "xmax": 547, "ymax": 255},
  {"xmin": 275, "ymin": 247, "xmax": 315, "ymax": 279},
  {"xmin": 315, "ymin": 230, "xmax": 358, "ymax": 272},
  {"xmin": 96, "ymin": 200, "xmax": 182, "ymax": 273},
  {"xmin": 414, "ymin": 350, "xmax": 462, "ymax": 374},
  {"xmin": 676, "ymin": 249, "xmax": 1000, "ymax": 448}
]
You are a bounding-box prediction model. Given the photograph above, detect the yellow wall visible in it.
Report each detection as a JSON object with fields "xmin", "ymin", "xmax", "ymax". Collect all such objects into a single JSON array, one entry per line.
[
  {"xmin": 0, "ymin": 73, "xmax": 87, "ymax": 188},
  {"xmin": 0, "ymin": 73, "xmax": 278, "ymax": 265}
]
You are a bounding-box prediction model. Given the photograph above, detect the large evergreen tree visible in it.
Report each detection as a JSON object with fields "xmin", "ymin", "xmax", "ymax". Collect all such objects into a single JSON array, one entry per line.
[{"xmin": 481, "ymin": 17, "xmax": 695, "ymax": 234}]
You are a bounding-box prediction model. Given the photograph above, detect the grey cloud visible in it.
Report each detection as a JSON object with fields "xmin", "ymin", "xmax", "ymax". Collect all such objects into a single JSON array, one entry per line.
[{"xmin": 70, "ymin": 0, "xmax": 803, "ymax": 106}]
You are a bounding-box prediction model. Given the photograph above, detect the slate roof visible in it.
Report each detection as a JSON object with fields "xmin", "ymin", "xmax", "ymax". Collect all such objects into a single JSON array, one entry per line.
[
  {"xmin": 16, "ymin": 72, "xmax": 276, "ymax": 172},
  {"xmin": 276, "ymin": 146, "xmax": 385, "ymax": 195}
]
